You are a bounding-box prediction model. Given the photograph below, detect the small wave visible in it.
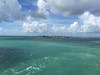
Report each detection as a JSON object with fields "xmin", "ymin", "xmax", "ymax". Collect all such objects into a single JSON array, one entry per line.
[
  {"xmin": 91, "ymin": 41, "xmax": 100, "ymax": 44},
  {"xmin": 44, "ymin": 56, "xmax": 50, "ymax": 60},
  {"xmin": 8, "ymin": 65, "xmax": 42, "ymax": 75},
  {"xmin": 32, "ymin": 66, "xmax": 40, "ymax": 70},
  {"xmin": 63, "ymin": 52, "xmax": 96, "ymax": 59},
  {"xmin": 26, "ymin": 66, "xmax": 33, "ymax": 70}
]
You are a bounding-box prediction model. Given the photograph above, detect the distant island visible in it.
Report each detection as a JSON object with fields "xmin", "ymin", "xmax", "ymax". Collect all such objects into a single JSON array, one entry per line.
[{"xmin": 36, "ymin": 35, "xmax": 71, "ymax": 39}]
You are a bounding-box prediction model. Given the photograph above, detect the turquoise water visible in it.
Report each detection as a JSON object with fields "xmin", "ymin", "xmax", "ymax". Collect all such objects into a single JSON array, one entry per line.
[{"xmin": 0, "ymin": 36, "xmax": 100, "ymax": 75}]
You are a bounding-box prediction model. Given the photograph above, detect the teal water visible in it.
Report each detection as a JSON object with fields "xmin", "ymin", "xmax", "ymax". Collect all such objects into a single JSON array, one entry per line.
[{"xmin": 0, "ymin": 36, "xmax": 100, "ymax": 75}]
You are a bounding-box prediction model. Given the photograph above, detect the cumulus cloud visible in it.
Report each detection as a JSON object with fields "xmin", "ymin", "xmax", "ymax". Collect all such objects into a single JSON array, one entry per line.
[
  {"xmin": 0, "ymin": 27, "xmax": 3, "ymax": 32},
  {"xmin": 0, "ymin": 27, "xmax": 7, "ymax": 35},
  {"xmin": 68, "ymin": 22, "xmax": 79, "ymax": 32},
  {"xmin": 0, "ymin": 0, "xmax": 21, "ymax": 21},
  {"xmin": 51, "ymin": 25, "xmax": 67, "ymax": 33},
  {"xmin": 47, "ymin": 0, "xmax": 100, "ymax": 16},
  {"xmin": 73, "ymin": 12, "xmax": 100, "ymax": 32},
  {"xmin": 37, "ymin": 0, "xmax": 49, "ymax": 19},
  {"xmin": 0, "ymin": 0, "xmax": 50, "ymax": 22},
  {"xmin": 21, "ymin": 0, "xmax": 49, "ymax": 20},
  {"xmin": 23, "ymin": 21, "xmax": 48, "ymax": 33},
  {"xmin": 22, "ymin": 20, "xmax": 68, "ymax": 35},
  {"xmin": 23, "ymin": 11, "xmax": 100, "ymax": 35},
  {"xmin": 1, "ymin": 0, "xmax": 100, "ymax": 23}
]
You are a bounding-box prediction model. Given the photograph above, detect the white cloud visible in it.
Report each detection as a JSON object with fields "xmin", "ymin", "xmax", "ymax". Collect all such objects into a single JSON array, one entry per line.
[
  {"xmin": 68, "ymin": 22, "xmax": 79, "ymax": 32},
  {"xmin": 0, "ymin": 0, "xmax": 50, "ymax": 21},
  {"xmin": 51, "ymin": 25, "xmax": 67, "ymax": 33},
  {"xmin": 0, "ymin": 0, "xmax": 21, "ymax": 21},
  {"xmin": 69, "ymin": 11, "xmax": 100, "ymax": 32},
  {"xmin": 80, "ymin": 11, "xmax": 100, "ymax": 32},
  {"xmin": 0, "ymin": 27, "xmax": 3, "ymax": 32},
  {"xmin": 22, "ymin": 11, "xmax": 100, "ymax": 35},
  {"xmin": 47, "ymin": 0, "xmax": 100, "ymax": 16},
  {"xmin": 22, "ymin": 20, "xmax": 68, "ymax": 35},
  {"xmin": 0, "ymin": 27, "xmax": 7, "ymax": 35},
  {"xmin": 37, "ymin": 0, "xmax": 49, "ymax": 18},
  {"xmin": 23, "ymin": 21, "xmax": 48, "ymax": 33}
]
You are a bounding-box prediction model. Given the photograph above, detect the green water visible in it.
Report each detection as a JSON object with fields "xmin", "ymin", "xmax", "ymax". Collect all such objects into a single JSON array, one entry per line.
[{"xmin": 0, "ymin": 36, "xmax": 100, "ymax": 75}]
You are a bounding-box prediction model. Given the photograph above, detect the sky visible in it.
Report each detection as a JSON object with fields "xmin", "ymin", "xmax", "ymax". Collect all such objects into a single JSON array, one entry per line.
[{"xmin": 0, "ymin": 0, "xmax": 100, "ymax": 37}]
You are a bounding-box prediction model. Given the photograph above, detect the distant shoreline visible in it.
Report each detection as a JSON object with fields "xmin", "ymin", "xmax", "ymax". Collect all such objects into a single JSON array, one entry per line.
[{"xmin": 0, "ymin": 35, "xmax": 100, "ymax": 39}]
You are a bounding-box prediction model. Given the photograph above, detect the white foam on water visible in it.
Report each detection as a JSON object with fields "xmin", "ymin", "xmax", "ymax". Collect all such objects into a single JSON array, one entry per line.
[
  {"xmin": 44, "ymin": 56, "xmax": 59, "ymax": 60},
  {"xmin": 84, "ymin": 53, "xmax": 96, "ymax": 57},
  {"xmin": 91, "ymin": 41, "xmax": 100, "ymax": 44},
  {"xmin": 32, "ymin": 66, "xmax": 40, "ymax": 70},
  {"xmin": 76, "ymin": 53, "xmax": 97, "ymax": 59},
  {"xmin": 43, "ymin": 57, "xmax": 59, "ymax": 64},
  {"xmin": 63, "ymin": 52, "xmax": 97, "ymax": 59},
  {"xmin": 26, "ymin": 66, "xmax": 33, "ymax": 70},
  {"xmin": 44, "ymin": 56, "xmax": 49, "ymax": 60},
  {"xmin": 2, "ymin": 56, "xmax": 59, "ymax": 75},
  {"xmin": 12, "ymin": 65, "xmax": 42, "ymax": 74}
]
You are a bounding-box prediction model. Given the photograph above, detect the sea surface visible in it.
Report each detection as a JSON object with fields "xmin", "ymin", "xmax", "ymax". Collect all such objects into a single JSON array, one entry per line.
[{"xmin": 0, "ymin": 36, "xmax": 100, "ymax": 75}]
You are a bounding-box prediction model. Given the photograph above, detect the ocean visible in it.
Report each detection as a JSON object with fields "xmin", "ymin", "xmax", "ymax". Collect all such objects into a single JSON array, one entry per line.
[{"xmin": 0, "ymin": 36, "xmax": 100, "ymax": 75}]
